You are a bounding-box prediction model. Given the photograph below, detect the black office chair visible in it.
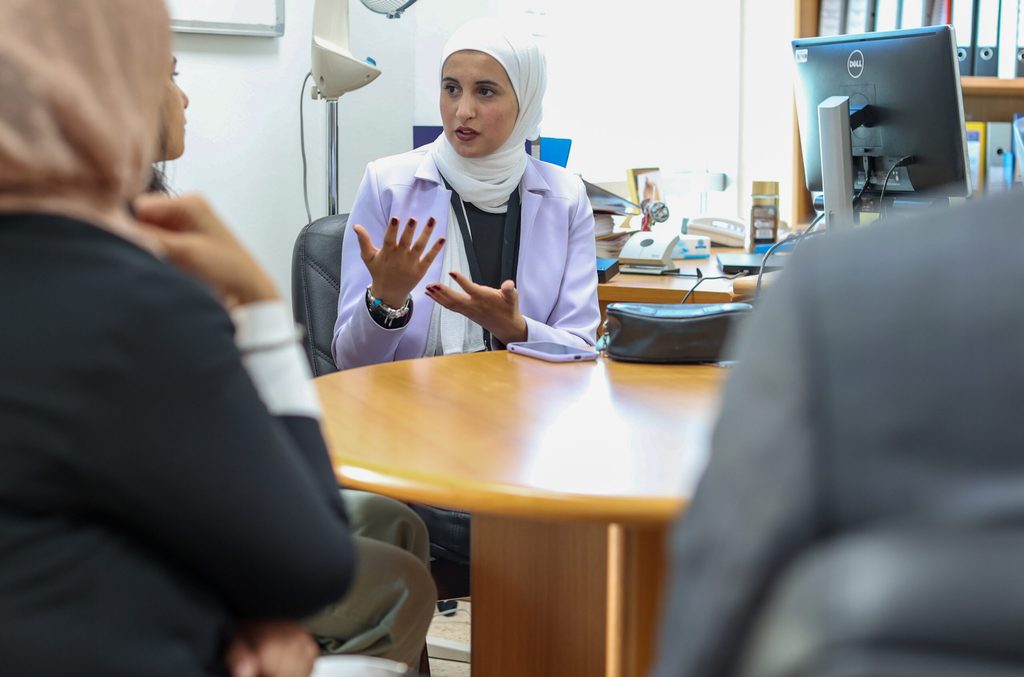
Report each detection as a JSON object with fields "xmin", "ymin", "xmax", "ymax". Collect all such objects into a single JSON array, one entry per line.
[
  {"xmin": 736, "ymin": 530, "xmax": 1024, "ymax": 677},
  {"xmin": 291, "ymin": 215, "xmax": 349, "ymax": 378},
  {"xmin": 291, "ymin": 216, "xmax": 472, "ymax": 601}
]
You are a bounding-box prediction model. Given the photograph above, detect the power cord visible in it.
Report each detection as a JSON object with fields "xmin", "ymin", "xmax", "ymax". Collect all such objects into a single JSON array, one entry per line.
[
  {"xmin": 681, "ymin": 164, "xmax": 869, "ymax": 305},
  {"xmin": 299, "ymin": 71, "xmax": 313, "ymax": 225},
  {"xmin": 681, "ymin": 212, "xmax": 826, "ymax": 305},
  {"xmin": 754, "ymin": 212, "xmax": 825, "ymax": 296},
  {"xmin": 803, "ymin": 210, "xmax": 827, "ymax": 235},
  {"xmin": 852, "ymin": 155, "xmax": 872, "ymax": 208},
  {"xmin": 791, "ymin": 216, "xmax": 822, "ymax": 253},
  {"xmin": 879, "ymin": 155, "xmax": 914, "ymax": 220},
  {"xmin": 681, "ymin": 269, "xmax": 747, "ymax": 304}
]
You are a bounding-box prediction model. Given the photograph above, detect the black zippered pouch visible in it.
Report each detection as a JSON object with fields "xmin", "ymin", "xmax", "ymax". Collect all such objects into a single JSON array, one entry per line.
[{"xmin": 604, "ymin": 302, "xmax": 753, "ymax": 363}]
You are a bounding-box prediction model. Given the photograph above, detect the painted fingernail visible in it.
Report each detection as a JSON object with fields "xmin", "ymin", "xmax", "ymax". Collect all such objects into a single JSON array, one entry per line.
[
  {"xmin": 438, "ymin": 238, "xmax": 446, "ymax": 244},
  {"xmin": 388, "ymin": 218, "xmax": 398, "ymax": 227},
  {"xmin": 449, "ymin": 272, "xmax": 457, "ymax": 278},
  {"xmin": 426, "ymin": 218, "xmax": 436, "ymax": 227}
]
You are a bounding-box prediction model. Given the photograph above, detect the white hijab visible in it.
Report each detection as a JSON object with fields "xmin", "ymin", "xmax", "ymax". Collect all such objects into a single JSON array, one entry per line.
[{"xmin": 428, "ymin": 17, "xmax": 547, "ymax": 214}]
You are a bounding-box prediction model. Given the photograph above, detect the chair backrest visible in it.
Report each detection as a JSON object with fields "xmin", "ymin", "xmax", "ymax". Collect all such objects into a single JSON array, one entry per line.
[
  {"xmin": 292, "ymin": 214, "xmax": 473, "ymax": 601},
  {"xmin": 291, "ymin": 215, "xmax": 347, "ymax": 377},
  {"xmin": 737, "ymin": 530, "xmax": 1024, "ymax": 677}
]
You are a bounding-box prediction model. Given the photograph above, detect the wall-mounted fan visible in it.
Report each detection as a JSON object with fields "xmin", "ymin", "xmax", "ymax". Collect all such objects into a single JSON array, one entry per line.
[{"xmin": 359, "ymin": 0, "xmax": 419, "ymax": 19}]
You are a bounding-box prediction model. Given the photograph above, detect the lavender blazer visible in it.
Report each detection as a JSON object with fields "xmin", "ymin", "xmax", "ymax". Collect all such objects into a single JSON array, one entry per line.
[{"xmin": 331, "ymin": 147, "xmax": 600, "ymax": 370}]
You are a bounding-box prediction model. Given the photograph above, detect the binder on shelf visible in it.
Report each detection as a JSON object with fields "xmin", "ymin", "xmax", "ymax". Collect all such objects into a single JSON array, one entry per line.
[
  {"xmin": 952, "ymin": 0, "xmax": 977, "ymax": 74},
  {"xmin": 997, "ymin": 0, "xmax": 1019, "ymax": 77},
  {"xmin": 985, "ymin": 122, "xmax": 1013, "ymax": 191},
  {"xmin": 875, "ymin": 0, "xmax": 903, "ymax": 29},
  {"xmin": 928, "ymin": 0, "xmax": 951, "ymax": 24},
  {"xmin": 974, "ymin": 0, "xmax": 1001, "ymax": 76},
  {"xmin": 847, "ymin": 0, "xmax": 877, "ymax": 32},
  {"xmin": 901, "ymin": 0, "xmax": 928, "ymax": 27},
  {"xmin": 820, "ymin": 0, "xmax": 850, "ymax": 35},
  {"xmin": 965, "ymin": 121, "xmax": 987, "ymax": 194}
]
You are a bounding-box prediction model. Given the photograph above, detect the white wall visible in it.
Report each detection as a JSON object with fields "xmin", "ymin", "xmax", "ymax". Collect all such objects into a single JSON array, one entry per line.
[
  {"xmin": 413, "ymin": 0, "xmax": 744, "ymax": 220},
  {"xmin": 413, "ymin": 0, "xmax": 497, "ymax": 127},
  {"xmin": 737, "ymin": 0, "xmax": 797, "ymax": 227},
  {"xmin": 168, "ymin": 0, "xmax": 798, "ymax": 302},
  {"xmin": 169, "ymin": 0, "xmax": 414, "ymax": 298}
]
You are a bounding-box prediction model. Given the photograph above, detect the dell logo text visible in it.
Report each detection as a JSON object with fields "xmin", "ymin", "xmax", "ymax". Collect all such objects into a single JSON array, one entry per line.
[{"xmin": 848, "ymin": 50, "xmax": 865, "ymax": 79}]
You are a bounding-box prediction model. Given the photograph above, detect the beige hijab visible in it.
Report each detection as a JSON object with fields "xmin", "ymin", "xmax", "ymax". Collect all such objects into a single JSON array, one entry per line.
[{"xmin": 0, "ymin": 0, "xmax": 170, "ymax": 251}]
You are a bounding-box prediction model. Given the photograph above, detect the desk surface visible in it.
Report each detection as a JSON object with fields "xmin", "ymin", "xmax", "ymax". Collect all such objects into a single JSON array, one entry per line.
[
  {"xmin": 316, "ymin": 352, "xmax": 726, "ymax": 524},
  {"xmin": 598, "ymin": 246, "xmax": 749, "ymax": 306}
]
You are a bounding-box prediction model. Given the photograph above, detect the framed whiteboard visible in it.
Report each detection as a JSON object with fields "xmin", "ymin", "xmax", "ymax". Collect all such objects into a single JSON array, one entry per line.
[{"xmin": 168, "ymin": 0, "xmax": 285, "ymax": 37}]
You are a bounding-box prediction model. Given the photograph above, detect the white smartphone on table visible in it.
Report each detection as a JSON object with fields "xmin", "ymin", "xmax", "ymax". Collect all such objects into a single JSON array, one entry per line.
[{"xmin": 507, "ymin": 341, "xmax": 598, "ymax": 363}]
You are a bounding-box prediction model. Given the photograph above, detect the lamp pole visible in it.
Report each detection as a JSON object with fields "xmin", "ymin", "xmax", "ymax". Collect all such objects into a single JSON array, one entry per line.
[{"xmin": 326, "ymin": 99, "xmax": 340, "ymax": 216}]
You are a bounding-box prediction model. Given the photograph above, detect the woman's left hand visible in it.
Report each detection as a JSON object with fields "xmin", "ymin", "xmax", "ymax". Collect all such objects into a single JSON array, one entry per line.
[{"xmin": 426, "ymin": 272, "xmax": 528, "ymax": 345}]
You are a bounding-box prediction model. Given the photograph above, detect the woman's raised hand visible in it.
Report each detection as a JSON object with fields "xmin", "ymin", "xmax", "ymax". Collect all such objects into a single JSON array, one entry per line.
[
  {"xmin": 134, "ymin": 193, "xmax": 278, "ymax": 308},
  {"xmin": 353, "ymin": 217, "xmax": 445, "ymax": 308}
]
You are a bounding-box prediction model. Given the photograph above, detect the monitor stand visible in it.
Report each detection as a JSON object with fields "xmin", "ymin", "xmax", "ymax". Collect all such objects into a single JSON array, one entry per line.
[{"xmin": 817, "ymin": 96, "xmax": 856, "ymax": 231}]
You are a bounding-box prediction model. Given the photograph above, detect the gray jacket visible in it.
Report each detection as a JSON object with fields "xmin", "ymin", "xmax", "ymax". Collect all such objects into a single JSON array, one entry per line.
[{"xmin": 652, "ymin": 190, "xmax": 1024, "ymax": 676}]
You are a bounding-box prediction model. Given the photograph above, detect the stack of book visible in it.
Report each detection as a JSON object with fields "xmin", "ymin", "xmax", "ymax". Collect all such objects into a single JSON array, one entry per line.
[
  {"xmin": 595, "ymin": 215, "xmax": 636, "ymax": 259},
  {"xmin": 583, "ymin": 179, "xmax": 640, "ymax": 260}
]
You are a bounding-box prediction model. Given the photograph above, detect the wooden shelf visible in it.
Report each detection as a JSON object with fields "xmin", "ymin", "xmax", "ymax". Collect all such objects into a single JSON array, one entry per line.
[
  {"xmin": 961, "ymin": 77, "xmax": 1024, "ymax": 97},
  {"xmin": 960, "ymin": 77, "xmax": 1024, "ymax": 121}
]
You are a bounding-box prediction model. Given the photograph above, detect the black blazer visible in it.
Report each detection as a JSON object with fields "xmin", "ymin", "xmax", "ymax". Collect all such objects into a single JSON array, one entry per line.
[{"xmin": 0, "ymin": 214, "xmax": 353, "ymax": 676}]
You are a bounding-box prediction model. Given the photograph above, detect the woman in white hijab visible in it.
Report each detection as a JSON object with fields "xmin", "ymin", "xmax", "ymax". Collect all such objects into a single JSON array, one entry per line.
[{"xmin": 332, "ymin": 16, "xmax": 601, "ymax": 369}]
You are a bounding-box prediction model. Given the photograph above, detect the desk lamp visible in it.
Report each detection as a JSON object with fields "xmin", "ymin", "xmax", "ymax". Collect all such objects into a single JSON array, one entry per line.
[{"xmin": 311, "ymin": 0, "xmax": 420, "ymax": 215}]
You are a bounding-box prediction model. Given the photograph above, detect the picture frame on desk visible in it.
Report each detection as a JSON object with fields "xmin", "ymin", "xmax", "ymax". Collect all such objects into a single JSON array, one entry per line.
[{"xmin": 626, "ymin": 167, "xmax": 662, "ymax": 207}]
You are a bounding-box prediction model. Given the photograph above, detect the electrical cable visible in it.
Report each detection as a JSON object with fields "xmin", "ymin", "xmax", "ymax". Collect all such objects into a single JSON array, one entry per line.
[
  {"xmin": 754, "ymin": 216, "xmax": 825, "ymax": 297},
  {"xmin": 808, "ymin": 211, "xmax": 826, "ymax": 233},
  {"xmin": 879, "ymin": 155, "xmax": 914, "ymax": 220},
  {"xmin": 299, "ymin": 71, "xmax": 313, "ymax": 225},
  {"xmin": 852, "ymin": 155, "xmax": 872, "ymax": 208},
  {"xmin": 749, "ymin": 158, "xmax": 881, "ymax": 300},
  {"xmin": 803, "ymin": 211, "xmax": 826, "ymax": 234},
  {"xmin": 681, "ymin": 211, "xmax": 825, "ymax": 306},
  {"xmin": 792, "ymin": 210, "xmax": 826, "ymax": 253},
  {"xmin": 682, "ymin": 166, "xmax": 860, "ymax": 306},
  {"xmin": 680, "ymin": 270, "xmax": 746, "ymax": 305}
]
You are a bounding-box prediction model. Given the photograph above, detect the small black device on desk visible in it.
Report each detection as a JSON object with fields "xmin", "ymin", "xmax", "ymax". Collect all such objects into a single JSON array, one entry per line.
[
  {"xmin": 716, "ymin": 252, "xmax": 790, "ymax": 275},
  {"xmin": 597, "ymin": 257, "xmax": 620, "ymax": 282}
]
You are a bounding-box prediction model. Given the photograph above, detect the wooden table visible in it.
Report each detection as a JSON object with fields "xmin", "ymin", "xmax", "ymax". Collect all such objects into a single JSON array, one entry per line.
[{"xmin": 316, "ymin": 352, "xmax": 726, "ymax": 677}]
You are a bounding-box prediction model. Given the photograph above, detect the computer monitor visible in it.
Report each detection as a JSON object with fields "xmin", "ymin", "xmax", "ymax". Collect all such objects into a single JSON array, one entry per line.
[{"xmin": 792, "ymin": 26, "xmax": 971, "ymax": 227}]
